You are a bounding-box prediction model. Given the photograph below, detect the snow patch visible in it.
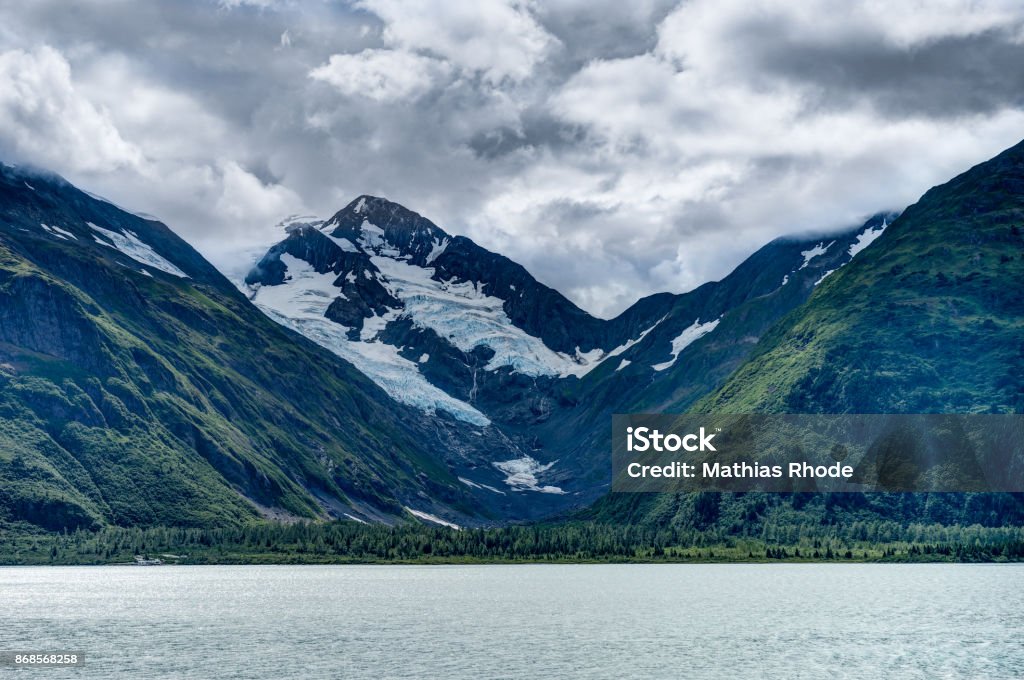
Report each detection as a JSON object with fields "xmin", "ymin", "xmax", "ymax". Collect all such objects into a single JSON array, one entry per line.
[
  {"xmin": 354, "ymin": 197, "xmax": 367, "ymax": 214},
  {"xmin": 359, "ymin": 306, "xmax": 400, "ymax": 341},
  {"xmin": 425, "ymin": 237, "xmax": 449, "ymax": 265},
  {"xmin": 493, "ymin": 456, "xmax": 565, "ymax": 494},
  {"xmin": 814, "ymin": 269, "xmax": 837, "ymax": 286},
  {"xmin": 558, "ymin": 318, "xmax": 665, "ymax": 378},
  {"xmin": 332, "ymin": 235, "xmax": 360, "ymax": 252},
  {"xmin": 405, "ymin": 507, "xmax": 461, "ymax": 529},
  {"xmin": 848, "ymin": 219, "xmax": 888, "ymax": 259},
  {"xmin": 780, "ymin": 274, "xmax": 789, "ymax": 287},
  {"xmin": 418, "ymin": 353, "xmax": 429, "ymax": 363},
  {"xmin": 458, "ymin": 477, "xmax": 506, "ymax": 495},
  {"xmin": 358, "ymin": 220, "xmax": 388, "ymax": 252},
  {"xmin": 89, "ymin": 223, "xmax": 188, "ymax": 278},
  {"xmin": 617, "ymin": 358, "xmax": 631, "ymax": 371},
  {"xmin": 40, "ymin": 223, "xmax": 76, "ymax": 241},
  {"xmin": 798, "ymin": 241, "xmax": 834, "ymax": 270},
  {"xmin": 652, "ymin": 318, "xmax": 721, "ymax": 372}
]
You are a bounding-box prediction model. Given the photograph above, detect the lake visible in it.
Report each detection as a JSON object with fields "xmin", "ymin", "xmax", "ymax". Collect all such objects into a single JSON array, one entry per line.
[{"xmin": 1, "ymin": 564, "xmax": 1021, "ymax": 678}]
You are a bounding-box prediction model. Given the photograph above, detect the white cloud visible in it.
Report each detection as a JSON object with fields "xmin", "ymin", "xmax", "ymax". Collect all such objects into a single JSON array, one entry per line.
[
  {"xmin": 0, "ymin": 46, "xmax": 142, "ymax": 173},
  {"xmin": 356, "ymin": 0, "xmax": 557, "ymax": 83},
  {"xmin": 4, "ymin": 2, "xmax": 1024, "ymax": 318},
  {"xmin": 310, "ymin": 49, "xmax": 449, "ymax": 101},
  {"xmin": 657, "ymin": 0, "xmax": 1024, "ymax": 56},
  {"xmin": 214, "ymin": 160, "xmax": 304, "ymax": 223}
]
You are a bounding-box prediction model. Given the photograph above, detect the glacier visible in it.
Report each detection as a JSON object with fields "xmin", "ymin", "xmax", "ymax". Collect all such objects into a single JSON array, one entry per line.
[
  {"xmin": 245, "ymin": 254, "xmax": 491, "ymax": 426},
  {"xmin": 493, "ymin": 456, "xmax": 565, "ymax": 494}
]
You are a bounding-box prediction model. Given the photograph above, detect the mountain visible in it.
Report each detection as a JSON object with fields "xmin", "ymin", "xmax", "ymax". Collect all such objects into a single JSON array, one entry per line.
[
  {"xmin": 585, "ymin": 140, "xmax": 1024, "ymax": 529},
  {"xmin": 241, "ymin": 194, "xmax": 898, "ymax": 507},
  {"xmin": 12, "ymin": 134, "xmax": 1017, "ymax": 537},
  {"xmin": 0, "ymin": 163, "xmax": 547, "ymax": 533},
  {"xmin": 700, "ymin": 140, "xmax": 1024, "ymax": 415}
]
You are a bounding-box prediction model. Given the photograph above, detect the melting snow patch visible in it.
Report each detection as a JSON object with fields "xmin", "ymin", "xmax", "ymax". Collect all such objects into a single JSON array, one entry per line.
[
  {"xmin": 24, "ymin": 182, "xmax": 35, "ymax": 191},
  {"xmin": 458, "ymin": 477, "xmax": 506, "ymax": 494},
  {"xmin": 324, "ymin": 233, "xmax": 360, "ymax": 253},
  {"xmin": 799, "ymin": 241, "xmax": 834, "ymax": 269},
  {"xmin": 652, "ymin": 318, "xmax": 721, "ymax": 371},
  {"xmin": 814, "ymin": 269, "xmax": 837, "ymax": 286},
  {"xmin": 493, "ymin": 456, "xmax": 565, "ymax": 494},
  {"xmin": 90, "ymin": 223, "xmax": 188, "ymax": 278},
  {"xmin": 617, "ymin": 358, "xmax": 631, "ymax": 371},
  {"xmin": 425, "ymin": 237, "xmax": 449, "ymax": 265},
  {"xmin": 418, "ymin": 353, "xmax": 430, "ymax": 363},
  {"xmin": 40, "ymin": 223, "xmax": 76, "ymax": 241},
  {"xmin": 405, "ymin": 507, "xmax": 461, "ymax": 529},
  {"xmin": 848, "ymin": 219, "xmax": 888, "ymax": 259},
  {"xmin": 559, "ymin": 317, "xmax": 665, "ymax": 378},
  {"xmin": 780, "ymin": 274, "xmax": 789, "ymax": 287}
]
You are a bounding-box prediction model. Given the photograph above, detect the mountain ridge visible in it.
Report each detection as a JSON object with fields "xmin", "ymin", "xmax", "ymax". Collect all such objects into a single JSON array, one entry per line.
[{"xmin": 241, "ymin": 189, "xmax": 899, "ymax": 508}]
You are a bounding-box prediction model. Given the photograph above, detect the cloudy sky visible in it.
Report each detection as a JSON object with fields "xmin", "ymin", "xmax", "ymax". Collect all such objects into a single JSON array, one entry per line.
[{"xmin": 1, "ymin": 1, "xmax": 1023, "ymax": 316}]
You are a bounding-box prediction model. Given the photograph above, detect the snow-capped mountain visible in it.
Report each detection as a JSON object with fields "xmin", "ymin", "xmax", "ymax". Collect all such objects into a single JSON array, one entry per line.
[
  {"xmin": 0, "ymin": 163, "xmax": 564, "ymax": 531},
  {"xmin": 239, "ymin": 195, "xmax": 899, "ymax": 504}
]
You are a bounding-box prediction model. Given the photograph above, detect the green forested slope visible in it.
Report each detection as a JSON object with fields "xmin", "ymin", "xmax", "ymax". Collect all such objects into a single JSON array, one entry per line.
[
  {"xmin": 0, "ymin": 165, "xmax": 483, "ymax": 532},
  {"xmin": 585, "ymin": 140, "xmax": 1024, "ymax": 530}
]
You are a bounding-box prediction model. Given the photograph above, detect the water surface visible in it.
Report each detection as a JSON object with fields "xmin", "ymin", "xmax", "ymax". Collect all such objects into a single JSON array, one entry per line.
[{"xmin": 1, "ymin": 564, "xmax": 1021, "ymax": 678}]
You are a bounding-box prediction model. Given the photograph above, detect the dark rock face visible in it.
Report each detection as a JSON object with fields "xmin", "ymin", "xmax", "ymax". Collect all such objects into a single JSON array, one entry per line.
[{"xmin": 0, "ymin": 272, "xmax": 107, "ymax": 370}]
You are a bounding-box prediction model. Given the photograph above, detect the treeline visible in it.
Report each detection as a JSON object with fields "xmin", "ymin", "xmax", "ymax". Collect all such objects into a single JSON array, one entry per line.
[{"xmin": 2, "ymin": 520, "xmax": 1023, "ymax": 565}]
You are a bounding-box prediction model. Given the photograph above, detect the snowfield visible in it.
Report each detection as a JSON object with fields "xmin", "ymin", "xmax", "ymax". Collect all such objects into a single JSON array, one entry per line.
[
  {"xmin": 848, "ymin": 218, "xmax": 888, "ymax": 258},
  {"xmin": 652, "ymin": 318, "xmax": 721, "ymax": 371},
  {"xmin": 89, "ymin": 222, "xmax": 189, "ymax": 278},
  {"xmin": 798, "ymin": 241, "xmax": 834, "ymax": 269}
]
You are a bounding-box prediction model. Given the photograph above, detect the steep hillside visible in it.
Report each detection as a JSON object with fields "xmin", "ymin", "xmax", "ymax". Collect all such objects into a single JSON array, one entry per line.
[
  {"xmin": 0, "ymin": 164, "xmax": 535, "ymax": 532},
  {"xmin": 701, "ymin": 141, "xmax": 1024, "ymax": 415},
  {"xmin": 586, "ymin": 140, "xmax": 1024, "ymax": 529}
]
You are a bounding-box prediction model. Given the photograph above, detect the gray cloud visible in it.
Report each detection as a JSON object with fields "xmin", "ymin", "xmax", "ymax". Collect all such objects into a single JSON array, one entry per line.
[
  {"xmin": 744, "ymin": 25, "xmax": 1024, "ymax": 118},
  {"xmin": 1, "ymin": 0, "xmax": 1024, "ymax": 317}
]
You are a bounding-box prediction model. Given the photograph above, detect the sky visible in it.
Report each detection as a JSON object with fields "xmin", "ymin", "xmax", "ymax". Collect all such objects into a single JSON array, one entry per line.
[{"xmin": 1, "ymin": 1, "xmax": 1023, "ymax": 317}]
